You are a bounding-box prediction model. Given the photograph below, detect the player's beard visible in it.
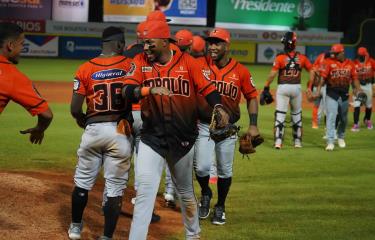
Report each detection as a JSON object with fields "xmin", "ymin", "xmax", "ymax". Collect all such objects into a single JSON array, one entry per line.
[{"xmin": 210, "ymin": 49, "xmax": 225, "ymax": 62}]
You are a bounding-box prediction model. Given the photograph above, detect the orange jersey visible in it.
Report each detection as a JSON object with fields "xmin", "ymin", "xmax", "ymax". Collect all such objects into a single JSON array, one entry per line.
[
  {"xmin": 198, "ymin": 58, "xmax": 258, "ymax": 124},
  {"xmin": 310, "ymin": 53, "xmax": 328, "ymax": 87},
  {"xmin": 125, "ymin": 48, "xmax": 216, "ymax": 160},
  {"xmin": 353, "ymin": 58, "xmax": 375, "ymax": 85},
  {"xmin": 272, "ymin": 51, "xmax": 312, "ymax": 84},
  {"xmin": 73, "ymin": 55, "xmax": 133, "ymax": 119},
  {"xmin": 320, "ymin": 58, "xmax": 357, "ymax": 100},
  {"xmin": 0, "ymin": 55, "xmax": 48, "ymax": 115}
]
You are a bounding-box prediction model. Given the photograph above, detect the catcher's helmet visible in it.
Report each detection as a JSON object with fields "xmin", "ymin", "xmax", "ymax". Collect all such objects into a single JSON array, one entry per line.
[{"xmin": 281, "ymin": 31, "xmax": 297, "ymax": 51}]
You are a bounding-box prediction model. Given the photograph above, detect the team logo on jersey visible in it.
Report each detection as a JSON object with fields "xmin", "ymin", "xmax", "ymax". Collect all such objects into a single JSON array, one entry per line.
[
  {"xmin": 73, "ymin": 79, "xmax": 80, "ymax": 91},
  {"xmin": 202, "ymin": 69, "xmax": 211, "ymax": 80},
  {"xmin": 91, "ymin": 69, "xmax": 126, "ymax": 81},
  {"xmin": 212, "ymin": 80, "xmax": 239, "ymax": 100},
  {"xmin": 144, "ymin": 75, "xmax": 190, "ymax": 97},
  {"xmin": 331, "ymin": 64, "xmax": 337, "ymax": 68},
  {"xmin": 142, "ymin": 66, "xmax": 152, "ymax": 72},
  {"xmin": 127, "ymin": 63, "xmax": 136, "ymax": 76}
]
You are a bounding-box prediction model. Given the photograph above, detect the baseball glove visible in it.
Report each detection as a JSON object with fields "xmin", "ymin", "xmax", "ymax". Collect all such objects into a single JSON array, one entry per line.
[
  {"xmin": 356, "ymin": 91, "xmax": 367, "ymax": 105},
  {"xmin": 260, "ymin": 86, "xmax": 274, "ymax": 105},
  {"xmin": 239, "ymin": 134, "xmax": 264, "ymax": 156},
  {"xmin": 209, "ymin": 105, "xmax": 238, "ymax": 142}
]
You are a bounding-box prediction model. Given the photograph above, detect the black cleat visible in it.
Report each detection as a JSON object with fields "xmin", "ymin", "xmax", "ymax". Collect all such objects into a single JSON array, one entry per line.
[{"xmin": 211, "ymin": 205, "xmax": 226, "ymax": 225}]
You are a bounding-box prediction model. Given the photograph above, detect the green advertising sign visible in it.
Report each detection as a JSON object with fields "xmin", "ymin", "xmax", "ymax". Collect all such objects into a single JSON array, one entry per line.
[{"xmin": 216, "ymin": 0, "xmax": 328, "ymax": 30}]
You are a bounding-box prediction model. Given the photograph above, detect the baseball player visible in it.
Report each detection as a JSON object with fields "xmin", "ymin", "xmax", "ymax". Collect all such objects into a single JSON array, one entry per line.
[
  {"xmin": 68, "ymin": 27, "xmax": 134, "ymax": 240},
  {"xmin": 261, "ymin": 31, "xmax": 314, "ymax": 149},
  {"xmin": 306, "ymin": 52, "xmax": 330, "ymax": 128},
  {"xmin": 0, "ymin": 22, "xmax": 53, "ymax": 143},
  {"xmin": 122, "ymin": 20, "xmax": 229, "ymax": 240},
  {"xmin": 351, "ymin": 47, "xmax": 375, "ymax": 131},
  {"xmin": 175, "ymin": 29, "xmax": 193, "ymax": 53},
  {"xmin": 315, "ymin": 44, "xmax": 362, "ymax": 150},
  {"xmin": 194, "ymin": 28, "xmax": 260, "ymax": 225}
]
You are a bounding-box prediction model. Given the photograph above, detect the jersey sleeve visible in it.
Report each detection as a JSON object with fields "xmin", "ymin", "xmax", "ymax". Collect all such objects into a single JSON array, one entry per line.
[
  {"xmin": 350, "ymin": 61, "xmax": 358, "ymax": 82},
  {"xmin": 271, "ymin": 55, "xmax": 283, "ymax": 71},
  {"xmin": 320, "ymin": 59, "xmax": 331, "ymax": 79},
  {"xmin": 124, "ymin": 55, "xmax": 143, "ymax": 86},
  {"xmin": 10, "ymin": 71, "xmax": 49, "ymax": 116},
  {"xmin": 302, "ymin": 55, "xmax": 313, "ymax": 71},
  {"xmin": 188, "ymin": 56, "xmax": 216, "ymax": 96},
  {"xmin": 73, "ymin": 64, "xmax": 88, "ymax": 96},
  {"xmin": 240, "ymin": 66, "xmax": 258, "ymax": 100}
]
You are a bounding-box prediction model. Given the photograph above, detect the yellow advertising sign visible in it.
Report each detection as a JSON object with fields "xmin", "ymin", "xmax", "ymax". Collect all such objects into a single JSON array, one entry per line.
[
  {"xmin": 229, "ymin": 41, "xmax": 255, "ymax": 63},
  {"xmin": 103, "ymin": 0, "xmax": 154, "ymax": 17}
]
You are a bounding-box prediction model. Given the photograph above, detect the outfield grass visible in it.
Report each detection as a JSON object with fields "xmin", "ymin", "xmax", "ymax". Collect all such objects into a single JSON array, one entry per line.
[{"xmin": 1, "ymin": 58, "xmax": 375, "ymax": 240}]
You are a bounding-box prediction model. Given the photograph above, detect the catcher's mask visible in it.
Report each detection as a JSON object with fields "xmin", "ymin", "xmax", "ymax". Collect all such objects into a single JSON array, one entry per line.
[{"xmin": 281, "ymin": 31, "xmax": 297, "ymax": 52}]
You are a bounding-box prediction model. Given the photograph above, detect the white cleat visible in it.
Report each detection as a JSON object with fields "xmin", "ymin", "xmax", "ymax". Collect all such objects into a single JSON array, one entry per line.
[
  {"xmin": 338, "ymin": 138, "xmax": 346, "ymax": 148},
  {"xmin": 131, "ymin": 197, "xmax": 136, "ymax": 205},
  {"xmin": 294, "ymin": 139, "xmax": 302, "ymax": 148},
  {"xmin": 68, "ymin": 222, "xmax": 83, "ymax": 240},
  {"xmin": 325, "ymin": 143, "xmax": 334, "ymax": 151}
]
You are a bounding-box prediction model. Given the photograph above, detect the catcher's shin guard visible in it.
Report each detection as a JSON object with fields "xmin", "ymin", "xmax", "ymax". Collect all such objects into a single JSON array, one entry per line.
[
  {"xmin": 274, "ymin": 110, "xmax": 287, "ymax": 142},
  {"xmin": 291, "ymin": 111, "xmax": 302, "ymax": 141}
]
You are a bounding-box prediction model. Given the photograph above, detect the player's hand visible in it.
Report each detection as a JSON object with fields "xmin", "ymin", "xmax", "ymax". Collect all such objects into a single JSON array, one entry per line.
[
  {"xmin": 20, "ymin": 127, "xmax": 45, "ymax": 144},
  {"xmin": 150, "ymin": 87, "xmax": 170, "ymax": 96}
]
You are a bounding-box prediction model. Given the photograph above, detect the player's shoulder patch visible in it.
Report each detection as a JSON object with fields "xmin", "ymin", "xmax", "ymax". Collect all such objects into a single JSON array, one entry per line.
[{"xmin": 73, "ymin": 78, "xmax": 80, "ymax": 91}]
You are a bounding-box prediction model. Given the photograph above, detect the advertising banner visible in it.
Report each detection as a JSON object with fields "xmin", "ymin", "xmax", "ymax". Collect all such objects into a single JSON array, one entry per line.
[
  {"xmin": 306, "ymin": 45, "xmax": 356, "ymax": 62},
  {"xmin": 0, "ymin": 19, "xmax": 45, "ymax": 33},
  {"xmin": 52, "ymin": 0, "xmax": 89, "ymax": 22},
  {"xmin": 103, "ymin": 0, "xmax": 207, "ymax": 25},
  {"xmin": 21, "ymin": 35, "xmax": 58, "ymax": 57},
  {"xmin": 229, "ymin": 41, "xmax": 256, "ymax": 63},
  {"xmin": 257, "ymin": 43, "xmax": 306, "ymax": 63},
  {"xmin": 216, "ymin": 0, "xmax": 328, "ymax": 30},
  {"xmin": 59, "ymin": 36, "xmax": 101, "ymax": 59},
  {"xmin": 0, "ymin": 0, "xmax": 52, "ymax": 20}
]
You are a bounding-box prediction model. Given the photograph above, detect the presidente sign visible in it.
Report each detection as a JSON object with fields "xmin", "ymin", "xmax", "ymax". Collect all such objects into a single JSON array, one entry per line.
[{"xmin": 216, "ymin": 0, "xmax": 328, "ymax": 30}]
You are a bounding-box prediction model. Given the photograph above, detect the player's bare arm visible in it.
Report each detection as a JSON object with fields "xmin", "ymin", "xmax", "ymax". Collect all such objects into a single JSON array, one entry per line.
[
  {"xmin": 20, "ymin": 108, "xmax": 53, "ymax": 144},
  {"xmin": 264, "ymin": 69, "xmax": 278, "ymax": 88},
  {"xmin": 70, "ymin": 93, "xmax": 86, "ymax": 128}
]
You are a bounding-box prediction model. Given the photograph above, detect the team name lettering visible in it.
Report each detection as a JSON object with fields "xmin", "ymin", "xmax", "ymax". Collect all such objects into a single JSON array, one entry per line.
[
  {"xmin": 144, "ymin": 76, "xmax": 190, "ymax": 97},
  {"xmin": 331, "ymin": 69, "xmax": 350, "ymax": 78},
  {"xmin": 212, "ymin": 80, "xmax": 239, "ymax": 100}
]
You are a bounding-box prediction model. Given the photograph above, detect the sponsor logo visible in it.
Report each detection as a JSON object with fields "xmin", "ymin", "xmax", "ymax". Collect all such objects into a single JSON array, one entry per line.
[
  {"xmin": 91, "ymin": 69, "xmax": 126, "ymax": 81},
  {"xmin": 65, "ymin": 41, "xmax": 101, "ymax": 53},
  {"xmin": 297, "ymin": 0, "xmax": 314, "ymax": 18},
  {"xmin": 109, "ymin": 0, "xmax": 145, "ymax": 6},
  {"xmin": 58, "ymin": 0, "xmax": 84, "ymax": 7},
  {"xmin": 175, "ymin": 65, "xmax": 187, "ymax": 73},
  {"xmin": 228, "ymin": 73, "xmax": 239, "ymax": 81},
  {"xmin": 231, "ymin": 0, "xmax": 296, "ymax": 13},
  {"xmin": 142, "ymin": 66, "xmax": 152, "ymax": 72},
  {"xmin": 181, "ymin": 141, "xmax": 190, "ymax": 147},
  {"xmin": 264, "ymin": 47, "xmax": 274, "ymax": 60},
  {"xmin": 73, "ymin": 79, "xmax": 80, "ymax": 91}
]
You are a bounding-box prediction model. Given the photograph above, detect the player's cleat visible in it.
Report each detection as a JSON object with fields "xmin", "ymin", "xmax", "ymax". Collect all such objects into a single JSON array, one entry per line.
[
  {"xmin": 151, "ymin": 211, "xmax": 161, "ymax": 223},
  {"xmin": 274, "ymin": 143, "xmax": 282, "ymax": 149},
  {"xmin": 68, "ymin": 222, "xmax": 83, "ymax": 240},
  {"xmin": 164, "ymin": 193, "xmax": 176, "ymax": 208},
  {"xmin": 98, "ymin": 236, "xmax": 112, "ymax": 240},
  {"xmin": 365, "ymin": 120, "xmax": 373, "ymax": 130},
  {"xmin": 338, "ymin": 138, "xmax": 346, "ymax": 148},
  {"xmin": 325, "ymin": 143, "xmax": 334, "ymax": 151},
  {"xmin": 199, "ymin": 194, "xmax": 212, "ymax": 219},
  {"xmin": 211, "ymin": 205, "xmax": 226, "ymax": 225},
  {"xmin": 209, "ymin": 176, "xmax": 218, "ymax": 184},
  {"xmin": 351, "ymin": 124, "xmax": 360, "ymax": 132},
  {"xmin": 294, "ymin": 139, "xmax": 302, "ymax": 148},
  {"xmin": 131, "ymin": 197, "xmax": 136, "ymax": 205}
]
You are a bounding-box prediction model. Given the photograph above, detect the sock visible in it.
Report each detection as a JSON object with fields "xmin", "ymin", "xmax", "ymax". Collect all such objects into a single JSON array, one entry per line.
[
  {"xmin": 312, "ymin": 106, "xmax": 318, "ymax": 125},
  {"xmin": 72, "ymin": 186, "xmax": 88, "ymax": 223},
  {"xmin": 196, "ymin": 175, "xmax": 211, "ymax": 196},
  {"xmin": 216, "ymin": 177, "xmax": 232, "ymax": 207},
  {"xmin": 103, "ymin": 196, "xmax": 122, "ymax": 238},
  {"xmin": 353, "ymin": 107, "xmax": 360, "ymax": 124},
  {"xmin": 365, "ymin": 108, "xmax": 372, "ymax": 121}
]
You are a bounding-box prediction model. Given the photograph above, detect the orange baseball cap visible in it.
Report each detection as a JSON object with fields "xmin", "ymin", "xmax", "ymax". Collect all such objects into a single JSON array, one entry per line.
[
  {"xmin": 143, "ymin": 20, "xmax": 170, "ymax": 39},
  {"xmin": 175, "ymin": 29, "xmax": 193, "ymax": 47},
  {"xmin": 331, "ymin": 44, "xmax": 344, "ymax": 53},
  {"xmin": 136, "ymin": 21, "xmax": 147, "ymax": 39},
  {"xmin": 357, "ymin": 47, "xmax": 369, "ymax": 56},
  {"xmin": 192, "ymin": 35, "xmax": 205, "ymax": 53},
  {"xmin": 146, "ymin": 10, "xmax": 171, "ymax": 22},
  {"xmin": 206, "ymin": 28, "xmax": 230, "ymax": 43}
]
